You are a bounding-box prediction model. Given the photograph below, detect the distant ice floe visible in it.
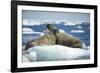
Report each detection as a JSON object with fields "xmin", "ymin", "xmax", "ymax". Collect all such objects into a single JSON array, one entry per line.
[
  {"xmin": 23, "ymin": 31, "xmax": 44, "ymax": 36},
  {"xmin": 23, "ymin": 28, "xmax": 44, "ymax": 36},
  {"xmin": 23, "ymin": 19, "xmax": 61, "ymax": 26},
  {"xmin": 23, "ymin": 19, "xmax": 43, "ymax": 26},
  {"xmin": 70, "ymin": 30, "xmax": 84, "ymax": 33},
  {"xmin": 23, "ymin": 19, "xmax": 90, "ymax": 26},
  {"xmin": 63, "ymin": 21, "xmax": 83, "ymax": 26},
  {"xmin": 64, "ymin": 22, "xmax": 76, "ymax": 26},
  {"xmin": 23, "ymin": 28, "xmax": 34, "ymax": 32},
  {"xmin": 23, "ymin": 45, "xmax": 90, "ymax": 62},
  {"xmin": 77, "ymin": 26, "xmax": 82, "ymax": 29}
]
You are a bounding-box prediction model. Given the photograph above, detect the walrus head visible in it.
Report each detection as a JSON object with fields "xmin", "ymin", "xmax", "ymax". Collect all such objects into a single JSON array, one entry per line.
[
  {"xmin": 47, "ymin": 24, "xmax": 56, "ymax": 30},
  {"xmin": 46, "ymin": 24, "xmax": 59, "ymax": 35}
]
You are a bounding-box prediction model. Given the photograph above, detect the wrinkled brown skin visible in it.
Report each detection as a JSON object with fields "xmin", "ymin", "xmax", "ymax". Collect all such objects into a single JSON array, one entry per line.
[
  {"xmin": 55, "ymin": 30, "xmax": 83, "ymax": 49},
  {"xmin": 25, "ymin": 31, "xmax": 56, "ymax": 50}
]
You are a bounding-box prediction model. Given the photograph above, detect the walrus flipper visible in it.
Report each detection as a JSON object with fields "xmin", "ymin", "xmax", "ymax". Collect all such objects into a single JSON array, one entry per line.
[{"xmin": 25, "ymin": 41, "xmax": 34, "ymax": 50}]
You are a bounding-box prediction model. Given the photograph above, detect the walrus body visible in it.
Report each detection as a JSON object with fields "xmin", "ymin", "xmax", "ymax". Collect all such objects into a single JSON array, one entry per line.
[
  {"xmin": 55, "ymin": 31, "xmax": 83, "ymax": 49},
  {"xmin": 25, "ymin": 31, "xmax": 56, "ymax": 50}
]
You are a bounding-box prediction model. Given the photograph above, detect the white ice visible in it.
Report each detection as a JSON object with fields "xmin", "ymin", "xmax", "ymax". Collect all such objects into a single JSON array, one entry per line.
[{"xmin": 23, "ymin": 45, "xmax": 90, "ymax": 62}]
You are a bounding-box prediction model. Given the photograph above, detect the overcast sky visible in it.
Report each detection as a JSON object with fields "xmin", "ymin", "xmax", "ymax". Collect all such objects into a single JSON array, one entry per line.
[{"xmin": 22, "ymin": 10, "xmax": 90, "ymax": 22}]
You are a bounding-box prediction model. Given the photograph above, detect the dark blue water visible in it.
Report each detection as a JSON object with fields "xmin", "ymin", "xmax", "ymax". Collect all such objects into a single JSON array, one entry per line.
[{"xmin": 22, "ymin": 22, "xmax": 90, "ymax": 46}]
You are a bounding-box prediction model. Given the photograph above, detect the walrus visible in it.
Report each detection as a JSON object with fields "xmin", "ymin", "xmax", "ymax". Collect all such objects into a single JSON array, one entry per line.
[
  {"xmin": 25, "ymin": 29, "xmax": 56, "ymax": 50},
  {"xmin": 54, "ymin": 29, "xmax": 83, "ymax": 49},
  {"xmin": 46, "ymin": 24, "xmax": 83, "ymax": 49}
]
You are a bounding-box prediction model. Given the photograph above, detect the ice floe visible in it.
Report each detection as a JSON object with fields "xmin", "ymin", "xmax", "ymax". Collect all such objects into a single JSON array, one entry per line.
[{"xmin": 23, "ymin": 45, "xmax": 90, "ymax": 62}]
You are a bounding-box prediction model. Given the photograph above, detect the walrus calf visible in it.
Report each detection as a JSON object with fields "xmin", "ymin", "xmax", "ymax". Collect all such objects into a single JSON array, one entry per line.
[{"xmin": 54, "ymin": 29, "xmax": 83, "ymax": 49}]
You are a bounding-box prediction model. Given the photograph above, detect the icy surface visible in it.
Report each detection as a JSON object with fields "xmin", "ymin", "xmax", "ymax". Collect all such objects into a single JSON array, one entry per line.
[{"xmin": 23, "ymin": 45, "xmax": 90, "ymax": 62}]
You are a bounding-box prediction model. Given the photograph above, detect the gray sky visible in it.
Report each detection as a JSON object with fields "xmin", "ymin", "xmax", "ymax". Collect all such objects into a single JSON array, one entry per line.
[{"xmin": 22, "ymin": 10, "xmax": 90, "ymax": 22}]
